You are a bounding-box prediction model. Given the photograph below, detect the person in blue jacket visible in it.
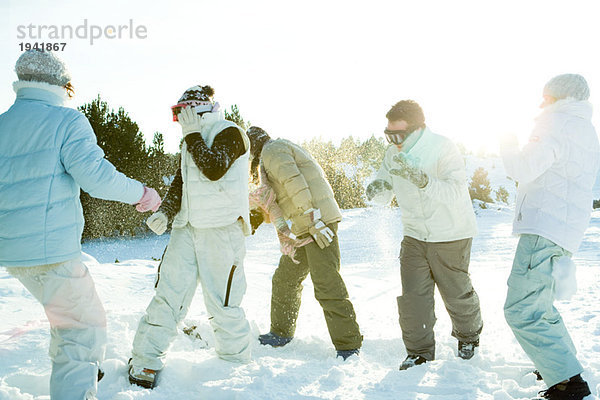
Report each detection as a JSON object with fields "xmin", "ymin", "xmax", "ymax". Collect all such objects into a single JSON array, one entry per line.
[{"xmin": 0, "ymin": 50, "xmax": 161, "ymax": 400}]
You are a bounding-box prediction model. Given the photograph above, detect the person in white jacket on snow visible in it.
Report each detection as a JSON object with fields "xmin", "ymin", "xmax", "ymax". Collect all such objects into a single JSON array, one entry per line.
[
  {"xmin": 501, "ymin": 74, "xmax": 599, "ymax": 400},
  {"xmin": 128, "ymin": 85, "xmax": 252, "ymax": 389},
  {"xmin": 366, "ymin": 100, "xmax": 482, "ymax": 371}
]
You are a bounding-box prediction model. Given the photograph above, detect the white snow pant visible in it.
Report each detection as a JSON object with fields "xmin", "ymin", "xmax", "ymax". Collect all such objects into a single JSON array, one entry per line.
[
  {"xmin": 131, "ymin": 222, "xmax": 251, "ymax": 371},
  {"xmin": 11, "ymin": 258, "xmax": 106, "ymax": 400}
]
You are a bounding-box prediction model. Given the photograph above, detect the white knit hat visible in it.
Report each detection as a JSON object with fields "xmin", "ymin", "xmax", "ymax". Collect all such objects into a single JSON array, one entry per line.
[
  {"xmin": 15, "ymin": 50, "xmax": 71, "ymax": 87},
  {"xmin": 543, "ymin": 74, "xmax": 590, "ymax": 101}
]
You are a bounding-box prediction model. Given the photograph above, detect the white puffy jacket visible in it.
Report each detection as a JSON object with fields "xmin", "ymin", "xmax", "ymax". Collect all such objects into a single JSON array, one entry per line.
[
  {"xmin": 173, "ymin": 112, "xmax": 251, "ymax": 235},
  {"xmin": 372, "ymin": 127, "xmax": 477, "ymax": 242},
  {"xmin": 501, "ymin": 99, "xmax": 600, "ymax": 253}
]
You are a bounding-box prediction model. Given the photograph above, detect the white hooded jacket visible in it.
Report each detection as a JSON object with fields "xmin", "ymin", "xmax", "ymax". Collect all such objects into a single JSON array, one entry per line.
[
  {"xmin": 501, "ymin": 99, "xmax": 600, "ymax": 253},
  {"xmin": 372, "ymin": 127, "xmax": 478, "ymax": 242}
]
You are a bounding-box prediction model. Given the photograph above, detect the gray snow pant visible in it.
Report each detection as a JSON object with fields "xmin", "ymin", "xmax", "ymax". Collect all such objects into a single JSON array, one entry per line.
[
  {"xmin": 396, "ymin": 236, "xmax": 482, "ymax": 360},
  {"xmin": 269, "ymin": 223, "xmax": 363, "ymax": 351}
]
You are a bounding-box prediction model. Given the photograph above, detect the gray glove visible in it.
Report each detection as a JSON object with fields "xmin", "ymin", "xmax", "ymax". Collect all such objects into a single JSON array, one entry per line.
[
  {"xmin": 366, "ymin": 179, "xmax": 392, "ymax": 201},
  {"xmin": 390, "ymin": 153, "xmax": 429, "ymax": 189},
  {"xmin": 309, "ymin": 220, "xmax": 335, "ymax": 249},
  {"xmin": 302, "ymin": 208, "xmax": 334, "ymax": 249}
]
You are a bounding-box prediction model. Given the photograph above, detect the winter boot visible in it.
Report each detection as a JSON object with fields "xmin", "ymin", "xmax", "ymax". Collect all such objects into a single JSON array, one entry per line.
[
  {"xmin": 336, "ymin": 349, "xmax": 360, "ymax": 360},
  {"xmin": 458, "ymin": 339, "xmax": 479, "ymax": 360},
  {"xmin": 534, "ymin": 375, "xmax": 591, "ymax": 400},
  {"xmin": 399, "ymin": 355, "xmax": 428, "ymax": 370},
  {"xmin": 258, "ymin": 332, "xmax": 293, "ymax": 347},
  {"xmin": 128, "ymin": 358, "xmax": 160, "ymax": 389}
]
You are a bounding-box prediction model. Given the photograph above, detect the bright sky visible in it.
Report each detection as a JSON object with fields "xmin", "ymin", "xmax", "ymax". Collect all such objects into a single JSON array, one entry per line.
[{"xmin": 2, "ymin": 0, "xmax": 600, "ymax": 154}]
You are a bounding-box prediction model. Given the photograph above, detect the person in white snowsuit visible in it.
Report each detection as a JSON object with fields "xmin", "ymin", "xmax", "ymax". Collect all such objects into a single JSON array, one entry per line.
[
  {"xmin": 129, "ymin": 85, "xmax": 252, "ymax": 388},
  {"xmin": 501, "ymin": 74, "xmax": 599, "ymax": 400},
  {"xmin": 0, "ymin": 50, "xmax": 161, "ymax": 400},
  {"xmin": 366, "ymin": 100, "xmax": 482, "ymax": 370}
]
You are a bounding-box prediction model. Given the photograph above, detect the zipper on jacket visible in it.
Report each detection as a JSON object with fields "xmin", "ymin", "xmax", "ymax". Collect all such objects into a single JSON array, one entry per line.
[
  {"xmin": 516, "ymin": 194, "xmax": 527, "ymax": 221},
  {"xmin": 224, "ymin": 265, "xmax": 237, "ymax": 307}
]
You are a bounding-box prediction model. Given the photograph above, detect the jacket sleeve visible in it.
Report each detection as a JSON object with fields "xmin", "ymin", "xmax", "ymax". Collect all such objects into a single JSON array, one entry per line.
[
  {"xmin": 263, "ymin": 142, "xmax": 313, "ymax": 213},
  {"xmin": 420, "ymin": 141, "xmax": 468, "ymax": 204},
  {"xmin": 158, "ymin": 167, "xmax": 183, "ymax": 220},
  {"xmin": 500, "ymin": 117, "xmax": 563, "ymax": 185},
  {"xmin": 60, "ymin": 113, "xmax": 144, "ymax": 204},
  {"xmin": 184, "ymin": 127, "xmax": 246, "ymax": 181}
]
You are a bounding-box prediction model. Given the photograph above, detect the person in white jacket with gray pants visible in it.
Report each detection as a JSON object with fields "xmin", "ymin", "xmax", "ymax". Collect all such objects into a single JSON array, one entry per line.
[
  {"xmin": 366, "ymin": 100, "xmax": 482, "ymax": 371},
  {"xmin": 501, "ymin": 74, "xmax": 599, "ymax": 400}
]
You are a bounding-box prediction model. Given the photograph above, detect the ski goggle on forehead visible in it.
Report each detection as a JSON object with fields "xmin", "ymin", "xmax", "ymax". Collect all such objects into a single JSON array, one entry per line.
[
  {"xmin": 384, "ymin": 127, "xmax": 418, "ymax": 145},
  {"xmin": 170, "ymin": 101, "xmax": 212, "ymax": 122}
]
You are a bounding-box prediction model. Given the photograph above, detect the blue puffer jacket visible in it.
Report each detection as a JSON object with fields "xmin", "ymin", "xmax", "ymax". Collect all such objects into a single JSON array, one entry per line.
[{"xmin": 0, "ymin": 81, "xmax": 144, "ymax": 267}]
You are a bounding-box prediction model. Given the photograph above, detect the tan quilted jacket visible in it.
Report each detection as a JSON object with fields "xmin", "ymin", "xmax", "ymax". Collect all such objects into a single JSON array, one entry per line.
[{"xmin": 261, "ymin": 139, "xmax": 342, "ymax": 236}]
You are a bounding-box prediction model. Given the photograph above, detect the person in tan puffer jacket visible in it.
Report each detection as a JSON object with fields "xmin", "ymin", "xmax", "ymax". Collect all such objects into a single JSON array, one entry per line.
[{"xmin": 247, "ymin": 126, "xmax": 363, "ymax": 360}]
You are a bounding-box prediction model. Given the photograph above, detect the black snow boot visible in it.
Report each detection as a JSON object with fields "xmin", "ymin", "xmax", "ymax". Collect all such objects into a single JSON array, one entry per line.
[
  {"xmin": 399, "ymin": 355, "xmax": 427, "ymax": 370},
  {"xmin": 336, "ymin": 349, "xmax": 360, "ymax": 360},
  {"xmin": 458, "ymin": 339, "xmax": 479, "ymax": 360},
  {"xmin": 258, "ymin": 332, "xmax": 293, "ymax": 347},
  {"xmin": 535, "ymin": 374, "xmax": 591, "ymax": 400}
]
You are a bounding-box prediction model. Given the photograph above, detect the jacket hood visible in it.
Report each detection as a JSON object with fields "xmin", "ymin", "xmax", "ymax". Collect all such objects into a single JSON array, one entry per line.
[
  {"xmin": 13, "ymin": 80, "xmax": 68, "ymax": 106},
  {"xmin": 537, "ymin": 98, "xmax": 593, "ymax": 121}
]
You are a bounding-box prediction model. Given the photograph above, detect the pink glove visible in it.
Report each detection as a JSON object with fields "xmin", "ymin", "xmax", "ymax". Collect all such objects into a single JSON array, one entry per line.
[{"xmin": 136, "ymin": 187, "xmax": 161, "ymax": 212}]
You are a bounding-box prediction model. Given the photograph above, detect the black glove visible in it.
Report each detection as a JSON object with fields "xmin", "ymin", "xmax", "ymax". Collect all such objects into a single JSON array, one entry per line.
[
  {"xmin": 366, "ymin": 179, "xmax": 392, "ymax": 201},
  {"xmin": 250, "ymin": 209, "xmax": 264, "ymax": 234}
]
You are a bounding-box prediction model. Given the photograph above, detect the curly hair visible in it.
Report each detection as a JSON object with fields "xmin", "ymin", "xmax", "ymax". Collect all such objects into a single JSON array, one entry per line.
[{"xmin": 385, "ymin": 100, "xmax": 425, "ymax": 129}]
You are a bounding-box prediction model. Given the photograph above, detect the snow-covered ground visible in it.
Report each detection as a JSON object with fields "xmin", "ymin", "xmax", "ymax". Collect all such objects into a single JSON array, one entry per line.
[{"xmin": 1, "ymin": 159, "xmax": 600, "ymax": 400}]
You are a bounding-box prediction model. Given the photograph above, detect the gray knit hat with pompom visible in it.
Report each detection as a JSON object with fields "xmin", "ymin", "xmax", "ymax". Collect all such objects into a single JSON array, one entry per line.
[
  {"xmin": 543, "ymin": 74, "xmax": 590, "ymax": 101},
  {"xmin": 15, "ymin": 50, "xmax": 71, "ymax": 86}
]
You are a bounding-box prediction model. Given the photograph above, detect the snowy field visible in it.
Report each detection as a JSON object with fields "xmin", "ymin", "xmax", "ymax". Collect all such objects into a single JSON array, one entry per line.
[{"xmin": 1, "ymin": 159, "xmax": 600, "ymax": 400}]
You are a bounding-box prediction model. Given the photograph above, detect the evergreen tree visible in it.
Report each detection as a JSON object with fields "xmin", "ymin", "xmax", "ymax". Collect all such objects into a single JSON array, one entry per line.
[
  {"xmin": 224, "ymin": 104, "xmax": 249, "ymax": 130},
  {"xmin": 468, "ymin": 167, "xmax": 493, "ymax": 203},
  {"xmin": 77, "ymin": 96, "xmax": 177, "ymax": 239}
]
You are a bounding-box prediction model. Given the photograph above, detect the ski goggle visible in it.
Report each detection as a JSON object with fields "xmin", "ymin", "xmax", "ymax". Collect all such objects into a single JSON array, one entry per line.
[
  {"xmin": 384, "ymin": 127, "xmax": 418, "ymax": 145},
  {"xmin": 170, "ymin": 101, "xmax": 213, "ymax": 121}
]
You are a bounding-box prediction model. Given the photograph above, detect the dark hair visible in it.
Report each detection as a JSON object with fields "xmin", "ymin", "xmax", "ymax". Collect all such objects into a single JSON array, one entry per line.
[
  {"xmin": 247, "ymin": 126, "xmax": 271, "ymax": 184},
  {"xmin": 386, "ymin": 100, "xmax": 425, "ymax": 129}
]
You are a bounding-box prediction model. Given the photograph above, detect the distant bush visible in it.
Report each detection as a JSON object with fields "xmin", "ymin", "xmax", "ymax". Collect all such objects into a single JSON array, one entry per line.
[
  {"xmin": 495, "ymin": 186, "xmax": 510, "ymax": 204},
  {"xmin": 468, "ymin": 167, "xmax": 493, "ymax": 203}
]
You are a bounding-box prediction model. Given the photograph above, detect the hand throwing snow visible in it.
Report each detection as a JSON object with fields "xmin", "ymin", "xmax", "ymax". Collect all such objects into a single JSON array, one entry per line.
[{"xmin": 389, "ymin": 153, "xmax": 429, "ymax": 188}]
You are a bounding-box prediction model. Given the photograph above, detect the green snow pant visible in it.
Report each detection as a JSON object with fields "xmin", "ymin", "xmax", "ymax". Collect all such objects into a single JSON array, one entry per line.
[
  {"xmin": 504, "ymin": 234, "xmax": 583, "ymax": 387},
  {"xmin": 269, "ymin": 223, "xmax": 363, "ymax": 351},
  {"xmin": 396, "ymin": 236, "xmax": 482, "ymax": 361}
]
